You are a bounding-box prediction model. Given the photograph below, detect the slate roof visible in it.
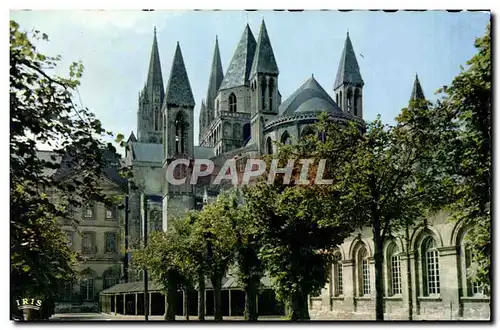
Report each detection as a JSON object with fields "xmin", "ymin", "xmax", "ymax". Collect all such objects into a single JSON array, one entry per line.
[
  {"xmin": 206, "ymin": 36, "xmax": 224, "ymax": 109},
  {"xmin": 334, "ymin": 32, "xmax": 364, "ymax": 89},
  {"xmin": 250, "ymin": 20, "xmax": 279, "ymax": 77},
  {"xmin": 145, "ymin": 27, "xmax": 165, "ymax": 103},
  {"xmin": 279, "ymin": 76, "xmax": 343, "ymax": 117},
  {"xmin": 219, "ymin": 25, "xmax": 257, "ymax": 91},
  {"xmin": 130, "ymin": 142, "xmax": 163, "ymax": 163},
  {"xmin": 165, "ymin": 42, "xmax": 195, "ymax": 107},
  {"xmin": 100, "ymin": 275, "xmax": 274, "ymax": 294},
  {"xmin": 410, "ymin": 73, "xmax": 426, "ymax": 101}
]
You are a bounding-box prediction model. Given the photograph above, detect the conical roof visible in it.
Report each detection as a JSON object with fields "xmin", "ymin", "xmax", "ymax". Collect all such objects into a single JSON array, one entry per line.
[
  {"xmin": 250, "ymin": 19, "xmax": 279, "ymax": 77},
  {"xmin": 410, "ymin": 74, "xmax": 426, "ymax": 101},
  {"xmin": 206, "ymin": 36, "xmax": 224, "ymax": 109},
  {"xmin": 145, "ymin": 27, "xmax": 164, "ymax": 101},
  {"xmin": 165, "ymin": 42, "xmax": 195, "ymax": 107},
  {"xmin": 219, "ymin": 25, "xmax": 257, "ymax": 90},
  {"xmin": 279, "ymin": 75, "xmax": 343, "ymax": 117},
  {"xmin": 334, "ymin": 32, "xmax": 364, "ymax": 89}
]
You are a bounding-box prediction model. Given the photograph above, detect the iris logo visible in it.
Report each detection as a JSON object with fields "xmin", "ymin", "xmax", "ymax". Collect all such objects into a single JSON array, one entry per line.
[{"xmin": 15, "ymin": 298, "xmax": 42, "ymax": 311}]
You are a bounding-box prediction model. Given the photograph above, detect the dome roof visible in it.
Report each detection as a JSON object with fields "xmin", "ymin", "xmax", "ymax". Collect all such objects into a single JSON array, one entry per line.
[{"xmin": 278, "ymin": 76, "xmax": 342, "ymax": 117}]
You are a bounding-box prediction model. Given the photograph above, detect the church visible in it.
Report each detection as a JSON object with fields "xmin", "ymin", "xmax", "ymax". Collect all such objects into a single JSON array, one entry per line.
[{"xmin": 69, "ymin": 19, "xmax": 489, "ymax": 319}]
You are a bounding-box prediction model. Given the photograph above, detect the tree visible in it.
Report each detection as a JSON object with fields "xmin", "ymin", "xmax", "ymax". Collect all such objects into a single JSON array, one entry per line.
[
  {"xmin": 242, "ymin": 179, "xmax": 354, "ymax": 320},
  {"xmin": 434, "ymin": 24, "xmax": 491, "ymax": 289},
  {"xmin": 194, "ymin": 192, "xmax": 238, "ymax": 321},
  {"xmin": 132, "ymin": 221, "xmax": 190, "ymax": 321},
  {"xmin": 10, "ymin": 20, "xmax": 126, "ymax": 319},
  {"xmin": 227, "ymin": 188, "xmax": 264, "ymax": 321}
]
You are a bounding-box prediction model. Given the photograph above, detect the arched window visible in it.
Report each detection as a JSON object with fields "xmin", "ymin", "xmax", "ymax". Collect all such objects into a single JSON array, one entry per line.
[
  {"xmin": 242, "ymin": 123, "xmax": 251, "ymax": 143},
  {"xmin": 216, "ymin": 100, "xmax": 220, "ymax": 116},
  {"xmin": 301, "ymin": 126, "xmax": 315, "ymax": 138},
  {"xmin": 268, "ymin": 78, "xmax": 274, "ymax": 111},
  {"xmin": 229, "ymin": 93, "xmax": 237, "ymax": 112},
  {"xmin": 461, "ymin": 232, "xmax": 485, "ymax": 296},
  {"xmin": 339, "ymin": 91, "xmax": 343, "ymax": 110},
  {"xmin": 354, "ymin": 89, "xmax": 360, "ymax": 117},
  {"xmin": 357, "ymin": 245, "xmax": 370, "ymax": 296},
  {"xmin": 347, "ymin": 88, "xmax": 353, "ymax": 113},
  {"xmin": 261, "ymin": 78, "xmax": 267, "ymax": 111},
  {"xmin": 336, "ymin": 93, "xmax": 339, "ymax": 105},
  {"xmin": 387, "ymin": 242, "xmax": 402, "ymax": 296},
  {"xmin": 280, "ymin": 131, "xmax": 291, "ymax": 145},
  {"xmin": 174, "ymin": 112, "xmax": 188, "ymax": 154},
  {"xmin": 332, "ymin": 251, "xmax": 343, "ymax": 297},
  {"xmin": 422, "ymin": 236, "xmax": 440, "ymax": 296},
  {"xmin": 80, "ymin": 272, "xmax": 94, "ymax": 301},
  {"xmin": 266, "ymin": 137, "xmax": 273, "ymax": 155}
]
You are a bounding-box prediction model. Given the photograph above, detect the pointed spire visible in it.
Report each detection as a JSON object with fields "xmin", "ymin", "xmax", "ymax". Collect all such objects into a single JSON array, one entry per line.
[
  {"xmin": 206, "ymin": 36, "xmax": 224, "ymax": 110},
  {"xmin": 127, "ymin": 131, "xmax": 137, "ymax": 143},
  {"xmin": 410, "ymin": 73, "xmax": 426, "ymax": 101},
  {"xmin": 250, "ymin": 19, "xmax": 279, "ymax": 77},
  {"xmin": 219, "ymin": 24, "xmax": 257, "ymax": 90},
  {"xmin": 146, "ymin": 27, "xmax": 164, "ymax": 100},
  {"xmin": 334, "ymin": 32, "xmax": 364, "ymax": 89},
  {"xmin": 165, "ymin": 42, "xmax": 195, "ymax": 107}
]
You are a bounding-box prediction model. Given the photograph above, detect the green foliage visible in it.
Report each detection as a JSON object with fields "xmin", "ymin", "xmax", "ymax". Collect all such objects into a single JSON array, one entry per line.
[{"xmin": 10, "ymin": 20, "xmax": 128, "ymax": 313}]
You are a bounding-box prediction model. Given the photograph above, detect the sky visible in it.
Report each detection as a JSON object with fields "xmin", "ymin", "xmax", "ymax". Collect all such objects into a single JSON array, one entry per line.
[{"xmin": 10, "ymin": 10, "xmax": 490, "ymax": 152}]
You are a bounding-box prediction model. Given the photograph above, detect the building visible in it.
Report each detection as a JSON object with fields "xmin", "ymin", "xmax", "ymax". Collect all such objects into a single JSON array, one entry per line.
[{"xmin": 106, "ymin": 19, "xmax": 490, "ymax": 319}]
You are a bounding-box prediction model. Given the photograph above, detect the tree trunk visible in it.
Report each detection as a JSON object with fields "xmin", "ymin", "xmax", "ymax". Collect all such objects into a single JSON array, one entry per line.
[
  {"xmin": 164, "ymin": 281, "xmax": 177, "ymax": 321},
  {"xmin": 211, "ymin": 276, "xmax": 223, "ymax": 321},
  {"xmin": 374, "ymin": 235, "xmax": 385, "ymax": 321},
  {"xmin": 197, "ymin": 273, "xmax": 205, "ymax": 321},
  {"xmin": 244, "ymin": 278, "xmax": 258, "ymax": 321},
  {"xmin": 183, "ymin": 289, "xmax": 189, "ymax": 321},
  {"xmin": 288, "ymin": 291, "xmax": 310, "ymax": 321}
]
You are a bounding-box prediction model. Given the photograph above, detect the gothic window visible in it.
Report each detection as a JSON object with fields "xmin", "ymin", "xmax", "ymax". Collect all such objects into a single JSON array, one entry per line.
[
  {"xmin": 422, "ymin": 236, "xmax": 440, "ymax": 296},
  {"xmin": 336, "ymin": 93, "xmax": 339, "ymax": 105},
  {"xmin": 80, "ymin": 273, "xmax": 94, "ymax": 301},
  {"xmin": 357, "ymin": 245, "xmax": 370, "ymax": 296},
  {"xmin": 280, "ymin": 131, "xmax": 291, "ymax": 145},
  {"xmin": 332, "ymin": 251, "xmax": 343, "ymax": 296},
  {"xmin": 229, "ymin": 93, "xmax": 237, "ymax": 112},
  {"xmin": 242, "ymin": 123, "xmax": 251, "ymax": 143},
  {"xmin": 154, "ymin": 107, "xmax": 159, "ymax": 131},
  {"xmin": 387, "ymin": 242, "xmax": 402, "ymax": 296},
  {"xmin": 301, "ymin": 126, "xmax": 315, "ymax": 138},
  {"xmin": 347, "ymin": 88, "xmax": 353, "ymax": 112},
  {"xmin": 105, "ymin": 232, "xmax": 117, "ymax": 253},
  {"xmin": 216, "ymin": 100, "xmax": 220, "ymax": 114},
  {"xmin": 266, "ymin": 137, "xmax": 273, "ymax": 155},
  {"xmin": 174, "ymin": 112, "xmax": 188, "ymax": 155},
  {"xmin": 268, "ymin": 78, "xmax": 274, "ymax": 111},
  {"xmin": 339, "ymin": 91, "xmax": 343, "ymax": 110},
  {"xmin": 354, "ymin": 89, "xmax": 360, "ymax": 117},
  {"xmin": 82, "ymin": 232, "xmax": 95, "ymax": 254},
  {"xmin": 261, "ymin": 78, "xmax": 267, "ymax": 111}
]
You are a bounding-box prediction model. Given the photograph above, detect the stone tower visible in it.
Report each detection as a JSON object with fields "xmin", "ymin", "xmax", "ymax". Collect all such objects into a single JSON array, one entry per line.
[
  {"xmin": 333, "ymin": 32, "xmax": 364, "ymax": 119},
  {"xmin": 210, "ymin": 25, "xmax": 256, "ymax": 155},
  {"xmin": 137, "ymin": 27, "xmax": 165, "ymax": 144},
  {"xmin": 249, "ymin": 19, "xmax": 280, "ymax": 155},
  {"xmin": 161, "ymin": 42, "xmax": 196, "ymax": 230}
]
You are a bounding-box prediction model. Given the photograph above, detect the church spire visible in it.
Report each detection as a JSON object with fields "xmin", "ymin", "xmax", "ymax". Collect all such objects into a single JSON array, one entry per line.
[
  {"xmin": 206, "ymin": 36, "xmax": 224, "ymax": 111},
  {"xmin": 334, "ymin": 32, "xmax": 364, "ymax": 89},
  {"xmin": 250, "ymin": 19, "xmax": 279, "ymax": 77},
  {"xmin": 410, "ymin": 73, "xmax": 426, "ymax": 101},
  {"xmin": 219, "ymin": 24, "xmax": 257, "ymax": 90},
  {"xmin": 199, "ymin": 99, "xmax": 207, "ymax": 142},
  {"xmin": 165, "ymin": 42, "xmax": 195, "ymax": 107},
  {"xmin": 146, "ymin": 26, "xmax": 164, "ymax": 100}
]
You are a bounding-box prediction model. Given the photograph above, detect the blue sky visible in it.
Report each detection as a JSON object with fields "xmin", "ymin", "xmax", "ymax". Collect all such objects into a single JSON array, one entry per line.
[{"xmin": 10, "ymin": 10, "xmax": 490, "ymax": 150}]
